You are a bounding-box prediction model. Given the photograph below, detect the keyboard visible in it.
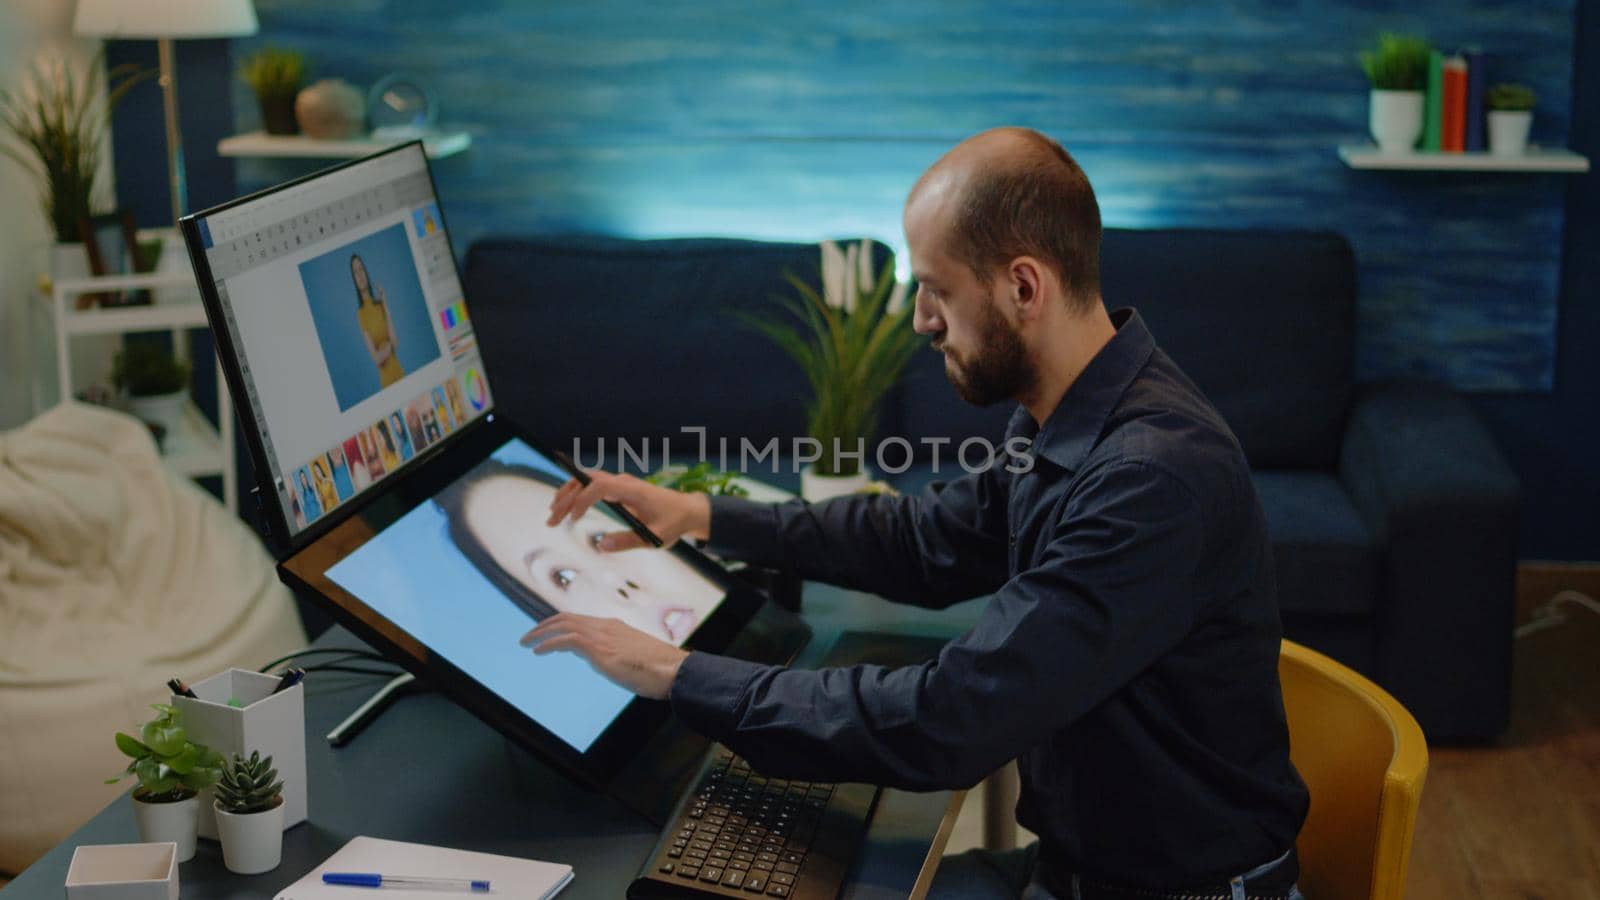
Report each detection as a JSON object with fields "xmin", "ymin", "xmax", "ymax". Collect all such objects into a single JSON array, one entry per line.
[{"xmin": 627, "ymin": 746, "xmax": 881, "ymax": 899}]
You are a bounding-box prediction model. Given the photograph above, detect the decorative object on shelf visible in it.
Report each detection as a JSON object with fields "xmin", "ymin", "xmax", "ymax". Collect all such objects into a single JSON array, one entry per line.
[
  {"xmin": 646, "ymin": 461, "xmax": 749, "ymax": 498},
  {"xmin": 74, "ymin": 0, "xmax": 259, "ymax": 226},
  {"xmin": 64, "ymin": 842, "xmax": 181, "ymax": 900},
  {"xmin": 105, "ymin": 704, "xmax": 225, "ymax": 863},
  {"xmin": 367, "ymin": 72, "xmax": 436, "ymax": 140},
  {"xmin": 78, "ymin": 209, "xmax": 151, "ymax": 308},
  {"xmin": 1360, "ymin": 33, "xmax": 1432, "ymax": 153},
  {"xmin": 295, "ymin": 78, "xmax": 365, "ymax": 140},
  {"xmin": 212, "ymin": 751, "xmax": 285, "ymax": 875},
  {"xmin": 742, "ymin": 239, "xmax": 917, "ymax": 502},
  {"xmin": 111, "ymin": 341, "xmax": 192, "ymax": 447},
  {"xmin": 238, "ymin": 46, "xmax": 307, "ymax": 135},
  {"xmin": 1487, "ymin": 82, "xmax": 1537, "ymax": 157}
]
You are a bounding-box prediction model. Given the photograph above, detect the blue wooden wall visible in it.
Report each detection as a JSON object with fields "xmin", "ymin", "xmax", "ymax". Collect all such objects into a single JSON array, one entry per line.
[{"xmin": 234, "ymin": 0, "xmax": 1578, "ymax": 392}]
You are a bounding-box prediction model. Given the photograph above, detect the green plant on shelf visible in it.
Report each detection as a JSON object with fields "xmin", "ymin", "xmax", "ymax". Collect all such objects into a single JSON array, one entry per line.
[
  {"xmin": 647, "ymin": 461, "xmax": 749, "ymax": 497},
  {"xmin": 106, "ymin": 705, "xmax": 225, "ymax": 803},
  {"xmin": 112, "ymin": 342, "xmax": 191, "ymax": 397},
  {"xmin": 238, "ymin": 46, "xmax": 308, "ymax": 103},
  {"xmin": 1488, "ymin": 83, "xmax": 1537, "ymax": 112},
  {"xmin": 215, "ymin": 751, "xmax": 285, "ymax": 815},
  {"xmin": 1359, "ymin": 33, "xmax": 1432, "ymax": 91}
]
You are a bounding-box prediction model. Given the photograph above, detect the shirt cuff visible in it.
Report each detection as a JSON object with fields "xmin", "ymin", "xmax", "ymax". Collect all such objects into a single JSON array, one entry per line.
[
  {"xmin": 670, "ymin": 650, "xmax": 768, "ymax": 740},
  {"xmin": 704, "ymin": 495, "xmax": 788, "ymax": 567}
]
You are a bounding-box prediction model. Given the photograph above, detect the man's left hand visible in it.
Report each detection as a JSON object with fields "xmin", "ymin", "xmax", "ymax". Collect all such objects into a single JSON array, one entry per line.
[{"xmin": 520, "ymin": 613, "xmax": 689, "ymax": 700}]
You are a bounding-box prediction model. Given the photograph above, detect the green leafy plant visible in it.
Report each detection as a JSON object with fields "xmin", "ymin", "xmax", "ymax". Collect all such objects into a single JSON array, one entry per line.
[
  {"xmin": 647, "ymin": 462, "xmax": 749, "ymax": 497},
  {"xmin": 111, "ymin": 341, "xmax": 192, "ymax": 397},
  {"xmin": 238, "ymin": 46, "xmax": 308, "ymax": 102},
  {"xmin": 1488, "ymin": 83, "xmax": 1537, "ymax": 111},
  {"xmin": 1359, "ymin": 33, "xmax": 1432, "ymax": 91},
  {"xmin": 214, "ymin": 751, "xmax": 284, "ymax": 815},
  {"xmin": 107, "ymin": 705, "xmax": 224, "ymax": 803},
  {"xmin": 741, "ymin": 241, "xmax": 920, "ymax": 477},
  {"xmin": 0, "ymin": 50, "xmax": 151, "ymax": 242}
]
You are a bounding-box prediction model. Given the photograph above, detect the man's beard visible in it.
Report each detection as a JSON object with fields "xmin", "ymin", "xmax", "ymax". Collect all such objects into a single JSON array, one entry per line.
[{"xmin": 941, "ymin": 298, "xmax": 1035, "ymax": 407}]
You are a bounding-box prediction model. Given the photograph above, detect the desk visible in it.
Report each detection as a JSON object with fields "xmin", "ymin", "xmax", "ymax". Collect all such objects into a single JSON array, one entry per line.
[{"xmin": 1, "ymin": 585, "xmax": 986, "ymax": 899}]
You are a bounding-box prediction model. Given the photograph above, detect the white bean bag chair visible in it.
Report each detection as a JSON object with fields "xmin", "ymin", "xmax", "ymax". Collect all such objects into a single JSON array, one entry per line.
[{"xmin": 0, "ymin": 402, "xmax": 306, "ymax": 876}]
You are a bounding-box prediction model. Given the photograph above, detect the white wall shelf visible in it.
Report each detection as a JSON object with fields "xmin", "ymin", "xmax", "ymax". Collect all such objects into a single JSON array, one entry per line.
[
  {"xmin": 1337, "ymin": 143, "xmax": 1590, "ymax": 173},
  {"xmin": 43, "ymin": 233, "xmax": 237, "ymax": 512},
  {"xmin": 218, "ymin": 130, "xmax": 472, "ymax": 160}
]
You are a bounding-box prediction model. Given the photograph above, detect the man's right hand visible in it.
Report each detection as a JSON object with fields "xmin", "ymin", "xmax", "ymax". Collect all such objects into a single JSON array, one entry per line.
[{"xmin": 546, "ymin": 469, "xmax": 712, "ymax": 551}]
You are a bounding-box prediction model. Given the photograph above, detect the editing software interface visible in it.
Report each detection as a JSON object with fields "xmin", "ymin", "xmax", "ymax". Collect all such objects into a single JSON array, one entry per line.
[{"xmin": 196, "ymin": 146, "xmax": 493, "ymax": 535}]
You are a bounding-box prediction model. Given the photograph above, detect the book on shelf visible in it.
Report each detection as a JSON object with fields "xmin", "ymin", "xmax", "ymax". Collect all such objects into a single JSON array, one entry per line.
[
  {"xmin": 1464, "ymin": 47, "xmax": 1487, "ymax": 151},
  {"xmin": 1441, "ymin": 55, "xmax": 1469, "ymax": 153},
  {"xmin": 1423, "ymin": 50, "xmax": 1444, "ymax": 152}
]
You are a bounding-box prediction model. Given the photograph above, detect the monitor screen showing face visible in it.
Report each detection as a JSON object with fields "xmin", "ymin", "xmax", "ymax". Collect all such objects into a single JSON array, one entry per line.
[
  {"xmin": 323, "ymin": 436, "xmax": 728, "ymax": 752},
  {"xmin": 188, "ymin": 144, "xmax": 491, "ymax": 538}
]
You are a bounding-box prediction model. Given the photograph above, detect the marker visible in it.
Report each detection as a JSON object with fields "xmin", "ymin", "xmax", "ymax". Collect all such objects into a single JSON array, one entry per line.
[
  {"xmin": 271, "ymin": 668, "xmax": 305, "ymax": 695},
  {"xmin": 550, "ymin": 449, "xmax": 664, "ymax": 547},
  {"xmin": 168, "ymin": 678, "xmax": 198, "ymax": 699},
  {"xmin": 322, "ymin": 873, "xmax": 490, "ymax": 892}
]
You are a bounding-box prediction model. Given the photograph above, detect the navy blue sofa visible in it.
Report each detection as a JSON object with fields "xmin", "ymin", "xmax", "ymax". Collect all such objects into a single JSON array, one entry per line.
[{"xmin": 463, "ymin": 230, "xmax": 1521, "ymax": 741}]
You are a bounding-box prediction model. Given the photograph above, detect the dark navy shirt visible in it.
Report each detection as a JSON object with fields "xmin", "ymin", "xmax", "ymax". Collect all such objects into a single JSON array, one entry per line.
[{"xmin": 670, "ymin": 309, "xmax": 1309, "ymax": 888}]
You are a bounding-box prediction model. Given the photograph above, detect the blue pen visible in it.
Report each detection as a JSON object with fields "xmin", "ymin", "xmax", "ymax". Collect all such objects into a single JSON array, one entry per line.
[{"xmin": 322, "ymin": 873, "xmax": 491, "ymax": 892}]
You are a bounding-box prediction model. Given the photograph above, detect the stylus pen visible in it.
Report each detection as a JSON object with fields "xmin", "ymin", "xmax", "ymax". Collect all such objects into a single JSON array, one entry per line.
[
  {"xmin": 327, "ymin": 672, "xmax": 416, "ymax": 747},
  {"xmin": 323, "ymin": 872, "xmax": 490, "ymax": 892},
  {"xmin": 551, "ymin": 449, "xmax": 664, "ymax": 547}
]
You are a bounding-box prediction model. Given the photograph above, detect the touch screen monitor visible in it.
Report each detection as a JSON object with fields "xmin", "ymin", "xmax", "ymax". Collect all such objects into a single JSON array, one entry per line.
[{"xmin": 181, "ymin": 143, "xmax": 806, "ymax": 798}]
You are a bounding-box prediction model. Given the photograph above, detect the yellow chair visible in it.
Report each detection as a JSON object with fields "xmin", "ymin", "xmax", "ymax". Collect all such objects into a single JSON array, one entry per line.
[{"xmin": 1279, "ymin": 639, "xmax": 1428, "ymax": 900}]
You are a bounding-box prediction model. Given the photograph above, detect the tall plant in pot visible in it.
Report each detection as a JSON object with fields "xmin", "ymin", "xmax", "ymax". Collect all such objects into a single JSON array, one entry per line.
[
  {"xmin": 106, "ymin": 705, "xmax": 224, "ymax": 862},
  {"xmin": 1487, "ymin": 83, "xmax": 1537, "ymax": 157},
  {"xmin": 112, "ymin": 341, "xmax": 191, "ymax": 446},
  {"xmin": 214, "ymin": 751, "xmax": 286, "ymax": 874},
  {"xmin": 239, "ymin": 47, "xmax": 308, "ymax": 136},
  {"xmin": 743, "ymin": 240, "xmax": 919, "ymax": 502},
  {"xmin": 0, "ymin": 51, "xmax": 149, "ymax": 285},
  {"xmin": 1360, "ymin": 33, "xmax": 1431, "ymax": 153}
]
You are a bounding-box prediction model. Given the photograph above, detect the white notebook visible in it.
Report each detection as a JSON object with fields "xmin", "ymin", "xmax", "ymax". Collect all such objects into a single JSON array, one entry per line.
[{"xmin": 274, "ymin": 836, "xmax": 574, "ymax": 900}]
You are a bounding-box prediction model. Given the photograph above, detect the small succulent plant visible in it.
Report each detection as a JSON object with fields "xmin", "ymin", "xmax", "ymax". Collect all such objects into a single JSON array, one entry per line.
[
  {"xmin": 1488, "ymin": 83, "xmax": 1537, "ymax": 112},
  {"xmin": 1360, "ymin": 33, "xmax": 1432, "ymax": 91},
  {"xmin": 214, "ymin": 751, "xmax": 284, "ymax": 815}
]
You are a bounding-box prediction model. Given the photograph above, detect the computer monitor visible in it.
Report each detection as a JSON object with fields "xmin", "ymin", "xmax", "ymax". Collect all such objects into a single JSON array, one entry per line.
[{"xmin": 181, "ymin": 144, "xmax": 806, "ymax": 799}]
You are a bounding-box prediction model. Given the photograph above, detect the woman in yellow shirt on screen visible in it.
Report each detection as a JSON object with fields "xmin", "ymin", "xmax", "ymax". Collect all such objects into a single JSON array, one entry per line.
[
  {"xmin": 351, "ymin": 254, "xmax": 404, "ymax": 388},
  {"xmin": 311, "ymin": 457, "xmax": 339, "ymax": 512}
]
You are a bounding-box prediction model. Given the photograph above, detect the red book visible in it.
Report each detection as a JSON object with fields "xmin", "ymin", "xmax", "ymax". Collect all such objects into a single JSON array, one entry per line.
[{"xmin": 1441, "ymin": 56, "xmax": 1468, "ymax": 152}]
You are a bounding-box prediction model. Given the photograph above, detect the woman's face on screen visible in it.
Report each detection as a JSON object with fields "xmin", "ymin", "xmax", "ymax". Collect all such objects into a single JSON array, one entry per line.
[{"xmin": 461, "ymin": 473, "xmax": 713, "ymax": 644}]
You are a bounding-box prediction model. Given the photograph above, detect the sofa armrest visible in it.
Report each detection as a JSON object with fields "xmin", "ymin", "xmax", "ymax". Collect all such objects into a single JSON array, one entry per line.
[{"xmin": 1337, "ymin": 382, "xmax": 1522, "ymax": 740}]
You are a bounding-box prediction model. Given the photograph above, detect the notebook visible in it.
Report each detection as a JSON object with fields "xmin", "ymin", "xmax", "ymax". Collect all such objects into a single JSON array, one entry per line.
[{"xmin": 274, "ymin": 836, "xmax": 574, "ymax": 900}]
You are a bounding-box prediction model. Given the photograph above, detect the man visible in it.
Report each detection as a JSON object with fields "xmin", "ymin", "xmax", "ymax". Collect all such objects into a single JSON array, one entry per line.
[{"xmin": 528, "ymin": 127, "xmax": 1309, "ymax": 899}]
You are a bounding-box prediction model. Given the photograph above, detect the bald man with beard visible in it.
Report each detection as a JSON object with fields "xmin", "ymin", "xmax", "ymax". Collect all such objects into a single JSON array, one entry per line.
[{"xmin": 532, "ymin": 128, "xmax": 1310, "ymax": 900}]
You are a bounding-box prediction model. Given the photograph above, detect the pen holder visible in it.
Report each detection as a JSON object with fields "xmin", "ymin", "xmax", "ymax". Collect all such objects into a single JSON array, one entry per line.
[{"xmin": 173, "ymin": 668, "xmax": 307, "ymax": 841}]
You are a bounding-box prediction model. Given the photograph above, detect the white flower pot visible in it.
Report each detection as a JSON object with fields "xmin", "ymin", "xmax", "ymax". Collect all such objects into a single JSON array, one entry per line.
[
  {"xmin": 127, "ymin": 389, "xmax": 189, "ymax": 446},
  {"xmin": 1487, "ymin": 110, "xmax": 1534, "ymax": 157},
  {"xmin": 214, "ymin": 798, "xmax": 285, "ymax": 875},
  {"xmin": 800, "ymin": 464, "xmax": 871, "ymax": 503},
  {"xmin": 131, "ymin": 791, "xmax": 199, "ymax": 863},
  {"xmin": 1369, "ymin": 89, "xmax": 1425, "ymax": 153}
]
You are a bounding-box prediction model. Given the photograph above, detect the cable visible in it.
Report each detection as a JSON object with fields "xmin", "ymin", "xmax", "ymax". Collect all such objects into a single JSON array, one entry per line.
[
  {"xmin": 258, "ymin": 647, "xmax": 387, "ymax": 673},
  {"xmin": 1514, "ymin": 589, "xmax": 1600, "ymax": 639},
  {"xmin": 300, "ymin": 664, "xmax": 407, "ymax": 678}
]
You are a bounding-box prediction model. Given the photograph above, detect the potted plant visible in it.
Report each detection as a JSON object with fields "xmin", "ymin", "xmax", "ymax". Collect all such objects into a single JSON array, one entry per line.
[
  {"xmin": 239, "ymin": 46, "xmax": 308, "ymax": 136},
  {"xmin": 106, "ymin": 705, "xmax": 225, "ymax": 862},
  {"xmin": 0, "ymin": 51, "xmax": 149, "ymax": 283},
  {"xmin": 743, "ymin": 240, "xmax": 919, "ymax": 502},
  {"xmin": 1360, "ymin": 33, "xmax": 1431, "ymax": 153},
  {"xmin": 213, "ymin": 751, "xmax": 286, "ymax": 874},
  {"xmin": 1487, "ymin": 83, "xmax": 1537, "ymax": 157},
  {"xmin": 111, "ymin": 341, "xmax": 192, "ymax": 444},
  {"xmin": 646, "ymin": 461, "xmax": 750, "ymax": 498}
]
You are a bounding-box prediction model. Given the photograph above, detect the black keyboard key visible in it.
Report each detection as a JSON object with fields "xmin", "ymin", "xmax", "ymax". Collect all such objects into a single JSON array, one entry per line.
[
  {"xmin": 677, "ymin": 866, "xmax": 699, "ymax": 879},
  {"xmin": 780, "ymin": 851, "xmax": 804, "ymax": 865},
  {"xmin": 727, "ymin": 859, "xmax": 750, "ymax": 871},
  {"xmin": 775, "ymin": 862, "xmax": 799, "ymax": 875},
  {"xmin": 770, "ymin": 872, "xmax": 796, "ymax": 886},
  {"xmin": 699, "ymin": 866, "xmax": 723, "ymax": 883},
  {"xmin": 659, "ymin": 863, "xmax": 674, "ymax": 875},
  {"xmin": 766, "ymin": 885, "xmax": 790, "ymax": 898},
  {"xmin": 744, "ymin": 875, "xmax": 767, "ymax": 892},
  {"xmin": 723, "ymin": 870, "xmax": 745, "ymax": 888}
]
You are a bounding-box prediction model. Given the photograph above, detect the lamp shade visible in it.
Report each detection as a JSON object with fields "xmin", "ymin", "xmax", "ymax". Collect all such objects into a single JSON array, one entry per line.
[{"xmin": 74, "ymin": 0, "xmax": 258, "ymax": 39}]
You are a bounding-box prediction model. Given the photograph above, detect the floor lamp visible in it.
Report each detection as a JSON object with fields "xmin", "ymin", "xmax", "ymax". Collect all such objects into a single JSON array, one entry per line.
[{"xmin": 73, "ymin": 0, "xmax": 258, "ymax": 226}]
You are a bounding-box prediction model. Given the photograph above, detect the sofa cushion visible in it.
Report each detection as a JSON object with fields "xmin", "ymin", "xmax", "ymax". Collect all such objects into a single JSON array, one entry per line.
[
  {"xmin": 1252, "ymin": 470, "xmax": 1378, "ymax": 618},
  {"xmin": 464, "ymin": 236, "xmax": 888, "ymax": 456},
  {"xmin": 890, "ymin": 229, "xmax": 1356, "ymax": 470}
]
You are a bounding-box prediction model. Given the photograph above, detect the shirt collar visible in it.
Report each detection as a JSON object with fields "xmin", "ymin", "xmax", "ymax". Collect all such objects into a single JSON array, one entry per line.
[{"xmin": 1005, "ymin": 308, "xmax": 1155, "ymax": 474}]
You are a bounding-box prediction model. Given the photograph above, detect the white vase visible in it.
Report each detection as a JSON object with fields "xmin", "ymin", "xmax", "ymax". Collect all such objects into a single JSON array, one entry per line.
[
  {"xmin": 1369, "ymin": 89, "xmax": 1425, "ymax": 153},
  {"xmin": 1487, "ymin": 110, "xmax": 1534, "ymax": 157},
  {"xmin": 800, "ymin": 464, "xmax": 871, "ymax": 503},
  {"xmin": 214, "ymin": 799, "xmax": 285, "ymax": 875},
  {"xmin": 127, "ymin": 389, "xmax": 189, "ymax": 447},
  {"xmin": 131, "ymin": 791, "xmax": 199, "ymax": 863}
]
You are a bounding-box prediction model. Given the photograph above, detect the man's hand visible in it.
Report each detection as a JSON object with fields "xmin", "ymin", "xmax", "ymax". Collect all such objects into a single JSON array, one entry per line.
[
  {"xmin": 520, "ymin": 613, "xmax": 689, "ymax": 700},
  {"xmin": 546, "ymin": 470, "xmax": 711, "ymax": 551}
]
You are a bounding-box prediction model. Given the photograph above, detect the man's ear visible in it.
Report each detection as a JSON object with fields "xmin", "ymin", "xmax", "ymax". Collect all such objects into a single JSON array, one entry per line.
[{"xmin": 1009, "ymin": 257, "xmax": 1045, "ymax": 320}]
